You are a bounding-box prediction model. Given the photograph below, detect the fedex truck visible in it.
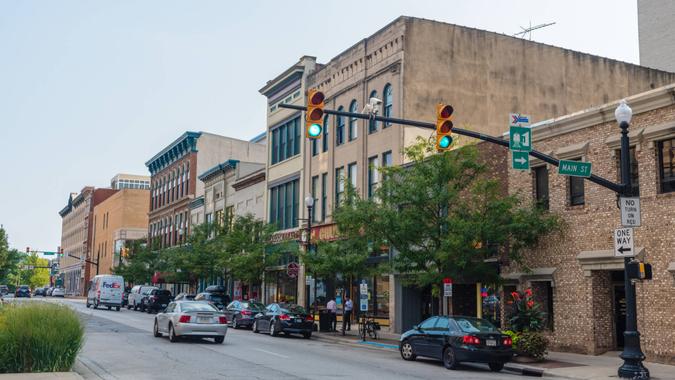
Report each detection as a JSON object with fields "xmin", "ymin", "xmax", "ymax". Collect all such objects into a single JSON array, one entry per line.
[{"xmin": 86, "ymin": 275, "xmax": 124, "ymax": 311}]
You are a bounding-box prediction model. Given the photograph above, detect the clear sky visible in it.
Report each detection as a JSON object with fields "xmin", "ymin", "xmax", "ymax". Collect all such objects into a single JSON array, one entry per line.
[{"xmin": 0, "ymin": 0, "xmax": 641, "ymax": 252}]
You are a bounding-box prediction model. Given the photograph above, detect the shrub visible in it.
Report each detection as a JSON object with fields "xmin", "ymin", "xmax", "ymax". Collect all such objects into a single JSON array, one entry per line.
[
  {"xmin": 507, "ymin": 288, "xmax": 547, "ymax": 332},
  {"xmin": 517, "ymin": 331, "xmax": 548, "ymax": 361},
  {"xmin": 0, "ymin": 302, "xmax": 84, "ymax": 373}
]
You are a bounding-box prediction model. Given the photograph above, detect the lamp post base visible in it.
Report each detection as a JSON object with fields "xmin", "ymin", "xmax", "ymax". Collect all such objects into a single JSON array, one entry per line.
[
  {"xmin": 618, "ymin": 362, "xmax": 649, "ymax": 380},
  {"xmin": 618, "ymin": 330, "xmax": 649, "ymax": 380}
]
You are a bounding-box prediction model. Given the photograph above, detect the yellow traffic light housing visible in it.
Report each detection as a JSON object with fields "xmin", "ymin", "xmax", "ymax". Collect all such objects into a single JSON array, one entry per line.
[
  {"xmin": 435, "ymin": 103, "xmax": 454, "ymax": 151},
  {"xmin": 306, "ymin": 89, "xmax": 325, "ymax": 139}
]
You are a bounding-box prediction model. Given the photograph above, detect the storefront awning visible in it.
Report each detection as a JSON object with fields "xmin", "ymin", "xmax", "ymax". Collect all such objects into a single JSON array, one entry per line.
[{"xmin": 501, "ymin": 267, "xmax": 556, "ymax": 286}]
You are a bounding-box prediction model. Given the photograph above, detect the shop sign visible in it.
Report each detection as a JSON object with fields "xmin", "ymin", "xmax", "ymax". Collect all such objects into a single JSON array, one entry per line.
[
  {"xmin": 310, "ymin": 223, "xmax": 340, "ymax": 241},
  {"xmin": 286, "ymin": 262, "xmax": 299, "ymax": 278},
  {"xmin": 269, "ymin": 229, "xmax": 302, "ymax": 244}
]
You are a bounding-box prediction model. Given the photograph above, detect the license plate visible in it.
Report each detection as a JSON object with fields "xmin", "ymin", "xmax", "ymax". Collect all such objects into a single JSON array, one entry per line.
[
  {"xmin": 198, "ymin": 317, "xmax": 210, "ymax": 323},
  {"xmin": 486, "ymin": 339, "xmax": 497, "ymax": 347},
  {"xmin": 161, "ymin": 304, "xmax": 167, "ymax": 307},
  {"xmin": 295, "ymin": 318, "xmax": 302, "ymax": 323}
]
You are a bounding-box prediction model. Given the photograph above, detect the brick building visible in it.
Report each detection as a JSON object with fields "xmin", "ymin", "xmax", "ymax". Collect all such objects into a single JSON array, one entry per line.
[{"xmin": 505, "ymin": 84, "xmax": 675, "ymax": 364}]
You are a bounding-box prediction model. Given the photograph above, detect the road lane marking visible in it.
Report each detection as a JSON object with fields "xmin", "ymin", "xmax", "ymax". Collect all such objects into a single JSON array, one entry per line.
[{"xmin": 253, "ymin": 348, "xmax": 290, "ymax": 359}]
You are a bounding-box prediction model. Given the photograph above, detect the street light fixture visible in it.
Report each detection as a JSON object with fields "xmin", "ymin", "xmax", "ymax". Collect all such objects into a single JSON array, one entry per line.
[
  {"xmin": 303, "ymin": 195, "xmax": 318, "ymax": 321},
  {"xmin": 615, "ymin": 99, "xmax": 649, "ymax": 380}
]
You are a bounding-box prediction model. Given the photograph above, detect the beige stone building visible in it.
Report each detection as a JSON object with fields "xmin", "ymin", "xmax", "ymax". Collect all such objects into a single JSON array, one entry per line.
[
  {"xmin": 90, "ymin": 188, "xmax": 150, "ymax": 280},
  {"xmin": 505, "ymin": 84, "xmax": 675, "ymax": 364},
  {"xmin": 297, "ymin": 16, "xmax": 675, "ymax": 333}
]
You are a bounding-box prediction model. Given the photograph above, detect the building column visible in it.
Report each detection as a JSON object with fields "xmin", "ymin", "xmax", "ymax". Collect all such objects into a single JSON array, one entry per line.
[{"xmin": 297, "ymin": 264, "xmax": 307, "ymax": 308}]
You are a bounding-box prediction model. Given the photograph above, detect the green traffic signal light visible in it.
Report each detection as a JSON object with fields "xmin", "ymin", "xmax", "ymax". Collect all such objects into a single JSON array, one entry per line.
[
  {"xmin": 308, "ymin": 123, "xmax": 322, "ymax": 138},
  {"xmin": 439, "ymin": 135, "xmax": 452, "ymax": 149}
]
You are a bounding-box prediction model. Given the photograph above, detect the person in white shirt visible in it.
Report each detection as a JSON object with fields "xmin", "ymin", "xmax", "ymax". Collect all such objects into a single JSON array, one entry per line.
[
  {"xmin": 342, "ymin": 296, "xmax": 353, "ymax": 333},
  {"xmin": 326, "ymin": 298, "xmax": 337, "ymax": 331}
]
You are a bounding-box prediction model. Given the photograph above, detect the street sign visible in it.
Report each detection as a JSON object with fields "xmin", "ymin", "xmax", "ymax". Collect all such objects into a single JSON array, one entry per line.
[
  {"xmin": 512, "ymin": 151, "xmax": 530, "ymax": 170},
  {"xmin": 509, "ymin": 126, "xmax": 532, "ymax": 152},
  {"xmin": 614, "ymin": 227, "xmax": 635, "ymax": 257},
  {"xmin": 21, "ymin": 265, "xmax": 34, "ymax": 270},
  {"xmin": 509, "ymin": 113, "xmax": 531, "ymax": 126},
  {"xmin": 620, "ymin": 197, "xmax": 641, "ymax": 227},
  {"xmin": 360, "ymin": 280, "xmax": 368, "ymax": 312},
  {"xmin": 286, "ymin": 262, "xmax": 299, "ymax": 278},
  {"xmin": 443, "ymin": 283, "xmax": 453, "ymax": 297},
  {"xmin": 558, "ymin": 159, "xmax": 592, "ymax": 178},
  {"xmin": 43, "ymin": 251, "xmax": 56, "ymax": 256}
]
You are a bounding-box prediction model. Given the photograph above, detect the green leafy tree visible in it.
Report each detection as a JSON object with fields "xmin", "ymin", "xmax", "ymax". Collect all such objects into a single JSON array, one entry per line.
[
  {"xmin": 326, "ymin": 139, "xmax": 561, "ymax": 299},
  {"xmin": 165, "ymin": 222, "xmax": 224, "ymax": 288},
  {"xmin": 17, "ymin": 253, "xmax": 50, "ymax": 289},
  {"xmin": 0, "ymin": 228, "xmax": 23, "ymax": 287},
  {"xmin": 114, "ymin": 239, "xmax": 164, "ymax": 285}
]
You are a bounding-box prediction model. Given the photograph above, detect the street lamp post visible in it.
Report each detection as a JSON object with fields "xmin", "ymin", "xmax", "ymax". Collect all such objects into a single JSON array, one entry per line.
[
  {"xmin": 615, "ymin": 100, "xmax": 649, "ymax": 380},
  {"xmin": 303, "ymin": 196, "xmax": 317, "ymax": 320}
]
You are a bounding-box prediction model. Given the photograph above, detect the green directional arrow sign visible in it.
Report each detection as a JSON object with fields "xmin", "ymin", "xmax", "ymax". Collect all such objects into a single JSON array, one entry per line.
[
  {"xmin": 512, "ymin": 151, "xmax": 530, "ymax": 170},
  {"xmin": 558, "ymin": 159, "xmax": 592, "ymax": 178},
  {"xmin": 509, "ymin": 126, "xmax": 532, "ymax": 152}
]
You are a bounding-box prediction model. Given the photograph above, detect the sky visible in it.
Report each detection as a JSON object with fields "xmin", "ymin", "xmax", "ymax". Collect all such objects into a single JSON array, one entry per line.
[{"xmin": 0, "ymin": 0, "xmax": 642, "ymax": 252}]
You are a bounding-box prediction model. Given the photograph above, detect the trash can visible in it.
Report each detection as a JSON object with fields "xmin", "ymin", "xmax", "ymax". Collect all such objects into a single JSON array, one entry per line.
[{"xmin": 319, "ymin": 310, "xmax": 332, "ymax": 332}]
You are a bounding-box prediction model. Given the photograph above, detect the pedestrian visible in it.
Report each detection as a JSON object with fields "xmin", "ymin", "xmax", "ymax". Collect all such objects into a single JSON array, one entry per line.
[
  {"xmin": 342, "ymin": 296, "xmax": 353, "ymax": 333},
  {"xmin": 326, "ymin": 298, "xmax": 337, "ymax": 331}
]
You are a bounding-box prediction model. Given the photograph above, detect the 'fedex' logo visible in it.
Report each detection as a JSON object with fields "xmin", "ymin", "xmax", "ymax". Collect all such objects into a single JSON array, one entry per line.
[{"xmin": 102, "ymin": 282, "xmax": 121, "ymax": 289}]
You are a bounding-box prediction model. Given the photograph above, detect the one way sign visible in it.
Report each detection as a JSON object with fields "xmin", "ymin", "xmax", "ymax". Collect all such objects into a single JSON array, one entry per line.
[{"xmin": 614, "ymin": 227, "xmax": 635, "ymax": 257}]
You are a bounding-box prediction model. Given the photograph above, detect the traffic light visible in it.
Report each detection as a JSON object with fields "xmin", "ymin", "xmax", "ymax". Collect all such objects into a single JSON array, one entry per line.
[
  {"xmin": 305, "ymin": 89, "xmax": 325, "ymax": 139},
  {"xmin": 26, "ymin": 247, "xmax": 30, "ymax": 253},
  {"xmin": 626, "ymin": 261, "xmax": 653, "ymax": 280},
  {"xmin": 435, "ymin": 103, "xmax": 454, "ymax": 151}
]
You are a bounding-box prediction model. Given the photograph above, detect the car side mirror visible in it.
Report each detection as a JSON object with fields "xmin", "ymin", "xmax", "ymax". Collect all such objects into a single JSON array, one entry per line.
[{"xmin": 413, "ymin": 325, "xmax": 420, "ymax": 331}]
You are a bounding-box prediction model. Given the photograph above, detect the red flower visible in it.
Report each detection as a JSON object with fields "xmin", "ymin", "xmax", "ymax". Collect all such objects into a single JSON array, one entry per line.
[
  {"xmin": 511, "ymin": 291, "xmax": 520, "ymax": 300},
  {"xmin": 525, "ymin": 288, "xmax": 532, "ymax": 297},
  {"xmin": 527, "ymin": 300, "xmax": 535, "ymax": 308}
]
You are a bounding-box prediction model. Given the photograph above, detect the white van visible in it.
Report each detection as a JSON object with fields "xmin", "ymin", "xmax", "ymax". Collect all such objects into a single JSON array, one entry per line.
[{"xmin": 86, "ymin": 275, "xmax": 124, "ymax": 311}]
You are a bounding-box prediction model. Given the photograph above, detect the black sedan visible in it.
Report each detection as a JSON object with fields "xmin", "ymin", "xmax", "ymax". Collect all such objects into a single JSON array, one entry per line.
[
  {"xmin": 399, "ymin": 316, "xmax": 513, "ymax": 372},
  {"xmin": 224, "ymin": 300, "xmax": 265, "ymax": 329},
  {"xmin": 252, "ymin": 303, "xmax": 313, "ymax": 339},
  {"xmin": 143, "ymin": 289, "xmax": 173, "ymax": 313},
  {"xmin": 15, "ymin": 285, "xmax": 31, "ymax": 298}
]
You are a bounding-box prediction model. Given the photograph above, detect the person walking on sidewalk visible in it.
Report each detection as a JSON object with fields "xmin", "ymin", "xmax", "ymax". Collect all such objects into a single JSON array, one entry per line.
[
  {"xmin": 342, "ymin": 296, "xmax": 353, "ymax": 334},
  {"xmin": 327, "ymin": 298, "xmax": 337, "ymax": 332}
]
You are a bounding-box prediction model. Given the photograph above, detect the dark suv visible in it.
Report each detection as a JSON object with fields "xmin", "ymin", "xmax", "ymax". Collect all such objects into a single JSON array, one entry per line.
[
  {"xmin": 142, "ymin": 289, "xmax": 173, "ymax": 313},
  {"xmin": 15, "ymin": 285, "xmax": 31, "ymax": 298},
  {"xmin": 195, "ymin": 286, "xmax": 231, "ymax": 310}
]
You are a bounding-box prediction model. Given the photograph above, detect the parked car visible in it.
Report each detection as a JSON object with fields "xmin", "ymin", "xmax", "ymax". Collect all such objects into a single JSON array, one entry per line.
[
  {"xmin": 51, "ymin": 287, "xmax": 65, "ymax": 297},
  {"xmin": 34, "ymin": 287, "xmax": 47, "ymax": 296},
  {"xmin": 224, "ymin": 300, "xmax": 265, "ymax": 329},
  {"xmin": 142, "ymin": 289, "xmax": 173, "ymax": 313},
  {"xmin": 174, "ymin": 293, "xmax": 196, "ymax": 301},
  {"xmin": 122, "ymin": 287, "xmax": 131, "ymax": 306},
  {"xmin": 86, "ymin": 275, "xmax": 124, "ymax": 311},
  {"xmin": 194, "ymin": 289, "xmax": 231, "ymax": 311},
  {"xmin": 127, "ymin": 285, "xmax": 158, "ymax": 311},
  {"xmin": 0, "ymin": 285, "xmax": 10, "ymax": 295},
  {"xmin": 46, "ymin": 287, "xmax": 55, "ymax": 296},
  {"xmin": 153, "ymin": 301, "xmax": 227, "ymax": 344},
  {"xmin": 399, "ymin": 316, "xmax": 513, "ymax": 372},
  {"xmin": 252, "ymin": 303, "xmax": 313, "ymax": 339},
  {"xmin": 15, "ymin": 285, "xmax": 31, "ymax": 298}
]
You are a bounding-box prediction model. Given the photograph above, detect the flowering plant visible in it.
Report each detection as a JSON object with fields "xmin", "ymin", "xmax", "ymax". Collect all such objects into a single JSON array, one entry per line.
[{"xmin": 507, "ymin": 288, "xmax": 546, "ymax": 332}]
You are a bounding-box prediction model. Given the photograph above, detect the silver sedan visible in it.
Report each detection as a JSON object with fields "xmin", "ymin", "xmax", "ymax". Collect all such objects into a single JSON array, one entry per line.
[{"xmin": 153, "ymin": 301, "xmax": 228, "ymax": 343}]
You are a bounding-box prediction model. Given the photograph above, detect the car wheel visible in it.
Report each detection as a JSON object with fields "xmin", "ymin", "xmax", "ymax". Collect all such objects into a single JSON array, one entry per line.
[
  {"xmin": 214, "ymin": 336, "xmax": 224, "ymax": 344},
  {"xmin": 489, "ymin": 363, "xmax": 504, "ymax": 372},
  {"xmin": 153, "ymin": 320, "xmax": 162, "ymax": 337},
  {"xmin": 133, "ymin": 302, "xmax": 138, "ymax": 311},
  {"xmin": 127, "ymin": 303, "xmax": 132, "ymax": 310},
  {"xmin": 107, "ymin": 306, "xmax": 111, "ymax": 310},
  {"xmin": 443, "ymin": 346, "xmax": 459, "ymax": 370},
  {"xmin": 146, "ymin": 306, "xmax": 152, "ymax": 314},
  {"xmin": 270, "ymin": 321, "xmax": 279, "ymax": 337},
  {"xmin": 400, "ymin": 341, "xmax": 416, "ymax": 361},
  {"xmin": 169, "ymin": 324, "xmax": 178, "ymax": 343},
  {"xmin": 116, "ymin": 306, "xmax": 120, "ymax": 312},
  {"xmin": 302, "ymin": 331, "xmax": 312, "ymax": 339},
  {"xmin": 86, "ymin": 301, "xmax": 90, "ymax": 308},
  {"xmin": 252, "ymin": 320, "xmax": 259, "ymax": 333},
  {"xmin": 93, "ymin": 300, "xmax": 98, "ymax": 309}
]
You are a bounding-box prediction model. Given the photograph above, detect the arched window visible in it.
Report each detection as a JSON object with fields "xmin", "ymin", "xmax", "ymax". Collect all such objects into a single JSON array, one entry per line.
[
  {"xmin": 349, "ymin": 99, "xmax": 358, "ymax": 141},
  {"xmin": 322, "ymin": 114, "xmax": 329, "ymax": 153},
  {"xmin": 369, "ymin": 90, "xmax": 378, "ymax": 133},
  {"xmin": 336, "ymin": 106, "xmax": 345, "ymax": 146},
  {"xmin": 383, "ymin": 84, "xmax": 393, "ymax": 127}
]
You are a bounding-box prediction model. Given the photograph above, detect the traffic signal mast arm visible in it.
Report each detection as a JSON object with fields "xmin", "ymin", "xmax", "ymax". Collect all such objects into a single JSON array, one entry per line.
[{"xmin": 280, "ymin": 103, "xmax": 623, "ymax": 194}]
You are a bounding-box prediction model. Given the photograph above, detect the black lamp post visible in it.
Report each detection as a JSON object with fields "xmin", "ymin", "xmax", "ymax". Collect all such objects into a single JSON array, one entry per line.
[
  {"xmin": 303, "ymin": 196, "xmax": 317, "ymax": 318},
  {"xmin": 615, "ymin": 100, "xmax": 649, "ymax": 380}
]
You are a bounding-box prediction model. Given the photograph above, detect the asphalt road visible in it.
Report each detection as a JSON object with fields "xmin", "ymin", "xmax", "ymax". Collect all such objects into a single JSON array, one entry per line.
[{"xmin": 26, "ymin": 297, "xmax": 520, "ymax": 380}]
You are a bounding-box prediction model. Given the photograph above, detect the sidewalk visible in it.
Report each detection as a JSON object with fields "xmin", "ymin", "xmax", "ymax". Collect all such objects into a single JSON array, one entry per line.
[{"xmin": 313, "ymin": 329, "xmax": 675, "ymax": 379}]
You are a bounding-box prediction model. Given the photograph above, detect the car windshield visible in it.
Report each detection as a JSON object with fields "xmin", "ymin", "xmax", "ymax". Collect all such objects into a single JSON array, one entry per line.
[
  {"xmin": 454, "ymin": 317, "xmax": 499, "ymax": 333},
  {"xmin": 243, "ymin": 302, "xmax": 265, "ymax": 311},
  {"xmin": 181, "ymin": 303, "xmax": 219, "ymax": 312},
  {"xmin": 280, "ymin": 304, "xmax": 306, "ymax": 314},
  {"xmin": 158, "ymin": 290, "xmax": 171, "ymax": 297}
]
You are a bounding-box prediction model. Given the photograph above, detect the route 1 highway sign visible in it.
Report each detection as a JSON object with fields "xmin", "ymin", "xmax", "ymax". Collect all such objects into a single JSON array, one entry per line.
[{"xmin": 614, "ymin": 227, "xmax": 635, "ymax": 257}]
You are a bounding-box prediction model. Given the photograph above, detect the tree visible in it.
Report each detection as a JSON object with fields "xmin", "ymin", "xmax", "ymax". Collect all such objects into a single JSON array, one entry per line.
[
  {"xmin": 0, "ymin": 228, "xmax": 26, "ymax": 288},
  {"xmin": 16, "ymin": 253, "xmax": 50, "ymax": 289},
  {"xmin": 328, "ymin": 139, "xmax": 561, "ymax": 298},
  {"xmin": 114, "ymin": 239, "xmax": 163, "ymax": 285},
  {"xmin": 163, "ymin": 222, "xmax": 223, "ymax": 289}
]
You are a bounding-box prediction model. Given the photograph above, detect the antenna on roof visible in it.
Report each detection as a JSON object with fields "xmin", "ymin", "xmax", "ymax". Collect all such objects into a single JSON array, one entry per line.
[{"xmin": 514, "ymin": 21, "xmax": 556, "ymax": 40}]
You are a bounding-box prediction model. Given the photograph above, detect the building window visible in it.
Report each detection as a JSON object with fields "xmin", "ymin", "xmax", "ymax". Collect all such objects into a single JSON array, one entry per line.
[
  {"xmin": 311, "ymin": 175, "xmax": 319, "ymax": 222},
  {"xmin": 614, "ymin": 147, "xmax": 640, "ymax": 196},
  {"xmin": 225, "ymin": 206, "xmax": 234, "ymax": 230},
  {"xmin": 657, "ymin": 138, "xmax": 675, "ymax": 193},
  {"xmin": 335, "ymin": 167, "xmax": 345, "ymax": 207},
  {"xmin": 368, "ymin": 156, "xmax": 379, "ymax": 198},
  {"xmin": 322, "ymin": 115, "xmax": 329, "ymax": 153},
  {"xmin": 383, "ymin": 84, "xmax": 393, "ymax": 128},
  {"xmin": 348, "ymin": 162, "xmax": 357, "ymax": 190},
  {"xmin": 336, "ymin": 106, "xmax": 345, "ymax": 146},
  {"xmin": 382, "ymin": 151, "xmax": 392, "ymax": 168},
  {"xmin": 206, "ymin": 213, "xmax": 213, "ymax": 225},
  {"xmin": 568, "ymin": 159, "xmax": 585, "ymax": 206},
  {"xmin": 533, "ymin": 166, "xmax": 549, "ymax": 210},
  {"xmin": 271, "ymin": 117, "xmax": 300, "ymax": 165},
  {"xmin": 349, "ymin": 100, "xmax": 358, "ymax": 141},
  {"xmin": 369, "ymin": 90, "xmax": 378, "ymax": 133},
  {"xmin": 321, "ymin": 173, "xmax": 327, "ymax": 221},
  {"xmin": 269, "ymin": 179, "xmax": 299, "ymax": 230}
]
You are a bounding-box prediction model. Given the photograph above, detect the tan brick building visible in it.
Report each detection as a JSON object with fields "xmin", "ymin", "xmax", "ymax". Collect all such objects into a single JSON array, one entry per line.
[
  {"xmin": 505, "ymin": 84, "xmax": 675, "ymax": 364},
  {"xmin": 90, "ymin": 188, "xmax": 150, "ymax": 281}
]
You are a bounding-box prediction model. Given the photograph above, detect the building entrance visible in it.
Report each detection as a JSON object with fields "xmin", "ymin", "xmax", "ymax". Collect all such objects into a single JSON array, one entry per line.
[{"xmin": 612, "ymin": 271, "xmax": 627, "ymax": 349}]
